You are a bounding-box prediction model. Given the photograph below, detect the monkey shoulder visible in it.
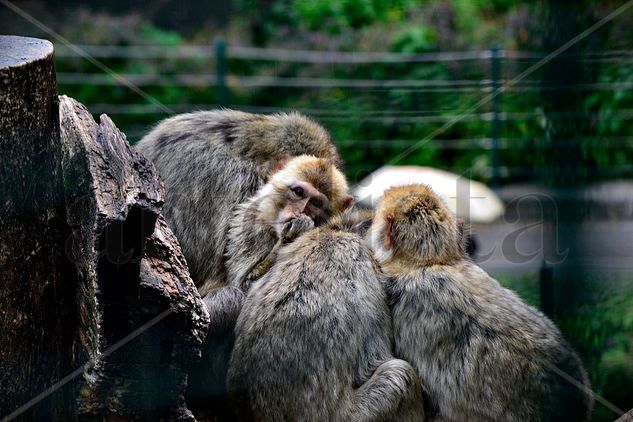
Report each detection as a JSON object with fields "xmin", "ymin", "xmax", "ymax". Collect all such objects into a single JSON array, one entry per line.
[
  {"xmin": 239, "ymin": 227, "xmax": 386, "ymax": 327},
  {"xmin": 389, "ymin": 260, "xmax": 565, "ymax": 349},
  {"xmin": 280, "ymin": 227, "xmax": 379, "ymax": 282},
  {"xmin": 325, "ymin": 208, "xmax": 374, "ymax": 236}
]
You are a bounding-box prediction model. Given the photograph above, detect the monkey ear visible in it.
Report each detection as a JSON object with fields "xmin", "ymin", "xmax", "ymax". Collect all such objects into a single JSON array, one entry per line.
[
  {"xmin": 385, "ymin": 214, "xmax": 394, "ymax": 249},
  {"xmin": 341, "ymin": 195, "xmax": 354, "ymax": 211},
  {"xmin": 271, "ymin": 156, "xmax": 290, "ymax": 175}
]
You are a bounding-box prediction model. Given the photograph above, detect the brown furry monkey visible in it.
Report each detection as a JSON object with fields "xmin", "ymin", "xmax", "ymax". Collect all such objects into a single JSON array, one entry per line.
[
  {"xmin": 226, "ymin": 209, "xmax": 425, "ymax": 421},
  {"xmin": 368, "ymin": 184, "xmax": 593, "ymax": 422},
  {"xmin": 135, "ymin": 110, "xmax": 341, "ymax": 295},
  {"xmin": 186, "ymin": 155, "xmax": 351, "ymax": 418},
  {"xmin": 225, "ymin": 154, "xmax": 352, "ymax": 292}
]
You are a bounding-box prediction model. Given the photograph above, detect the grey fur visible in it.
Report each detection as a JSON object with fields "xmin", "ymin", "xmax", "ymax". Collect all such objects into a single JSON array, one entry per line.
[
  {"xmin": 387, "ymin": 263, "xmax": 592, "ymax": 422},
  {"xmin": 135, "ymin": 109, "xmax": 340, "ymax": 296},
  {"xmin": 227, "ymin": 217, "xmax": 425, "ymax": 421},
  {"xmin": 372, "ymin": 184, "xmax": 593, "ymax": 422},
  {"xmin": 223, "ymin": 195, "xmax": 278, "ymax": 293},
  {"xmin": 136, "ymin": 110, "xmax": 340, "ymax": 419}
]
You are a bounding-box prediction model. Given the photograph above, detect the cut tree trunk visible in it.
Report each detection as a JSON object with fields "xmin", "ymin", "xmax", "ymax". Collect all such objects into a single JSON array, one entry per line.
[
  {"xmin": 0, "ymin": 35, "xmax": 209, "ymax": 421},
  {"xmin": 59, "ymin": 95, "xmax": 209, "ymax": 421},
  {"xmin": 0, "ymin": 35, "xmax": 77, "ymax": 421}
]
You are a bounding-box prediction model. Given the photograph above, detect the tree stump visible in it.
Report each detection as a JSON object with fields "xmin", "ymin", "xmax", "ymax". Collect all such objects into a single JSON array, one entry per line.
[
  {"xmin": 60, "ymin": 96, "xmax": 209, "ymax": 421},
  {"xmin": 0, "ymin": 35, "xmax": 209, "ymax": 421},
  {"xmin": 0, "ymin": 35, "xmax": 76, "ymax": 421}
]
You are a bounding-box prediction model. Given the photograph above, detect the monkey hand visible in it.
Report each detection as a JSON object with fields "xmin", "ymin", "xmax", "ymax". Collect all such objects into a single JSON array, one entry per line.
[{"xmin": 281, "ymin": 215, "xmax": 315, "ymax": 244}]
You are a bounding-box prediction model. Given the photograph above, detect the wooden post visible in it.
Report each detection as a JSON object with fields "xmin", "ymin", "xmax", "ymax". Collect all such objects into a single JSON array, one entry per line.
[
  {"xmin": 60, "ymin": 96, "xmax": 209, "ymax": 421},
  {"xmin": 0, "ymin": 35, "xmax": 78, "ymax": 421},
  {"xmin": 0, "ymin": 35, "xmax": 209, "ymax": 421}
]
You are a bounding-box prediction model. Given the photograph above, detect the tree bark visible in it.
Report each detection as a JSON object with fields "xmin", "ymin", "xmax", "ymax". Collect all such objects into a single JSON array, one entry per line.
[
  {"xmin": 0, "ymin": 35, "xmax": 77, "ymax": 421},
  {"xmin": 59, "ymin": 95, "xmax": 209, "ymax": 421},
  {"xmin": 0, "ymin": 35, "xmax": 209, "ymax": 421}
]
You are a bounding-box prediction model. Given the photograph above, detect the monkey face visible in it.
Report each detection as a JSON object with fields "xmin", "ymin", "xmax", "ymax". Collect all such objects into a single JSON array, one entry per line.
[
  {"xmin": 254, "ymin": 155, "xmax": 352, "ymax": 238},
  {"xmin": 274, "ymin": 181, "xmax": 331, "ymax": 235}
]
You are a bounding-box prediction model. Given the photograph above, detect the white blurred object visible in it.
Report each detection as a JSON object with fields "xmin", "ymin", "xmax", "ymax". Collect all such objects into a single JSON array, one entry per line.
[{"xmin": 353, "ymin": 166, "xmax": 504, "ymax": 223}]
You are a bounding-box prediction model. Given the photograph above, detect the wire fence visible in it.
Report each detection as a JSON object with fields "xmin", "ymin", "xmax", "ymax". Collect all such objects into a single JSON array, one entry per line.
[{"xmin": 53, "ymin": 41, "xmax": 633, "ymax": 182}]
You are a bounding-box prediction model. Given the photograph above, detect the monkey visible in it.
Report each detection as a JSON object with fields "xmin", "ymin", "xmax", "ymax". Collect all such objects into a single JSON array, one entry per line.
[
  {"xmin": 226, "ymin": 209, "xmax": 426, "ymax": 422},
  {"xmin": 186, "ymin": 154, "xmax": 352, "ymax": 418},
  {"xmin": 224, "ymin": 154, "xmax": 352, "ymax": 292},
  {"xmin": 135, "ymin": 109, "xmax": 341, "ymax": 296},
  {"xmin": 367, "ymin": 184, "xmax": 593, "ymax": 422}
]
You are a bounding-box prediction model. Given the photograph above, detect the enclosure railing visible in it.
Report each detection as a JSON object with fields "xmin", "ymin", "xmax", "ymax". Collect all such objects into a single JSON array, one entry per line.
[{"xmin": 53, "ymin": 41, "xmax": 633, "ymax": 182}]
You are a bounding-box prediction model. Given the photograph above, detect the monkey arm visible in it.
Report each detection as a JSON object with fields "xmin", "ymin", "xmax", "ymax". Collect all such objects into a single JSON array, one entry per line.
[
  {"xmin": 244, "ymin": 215, "xmax": 315, "ymax": 286},
  {"xmin": 352, "ymin": 359, "xmax": 426, "ymax": 422},
  {"xmin": 202, "ymin": 286, "xmax": 245, "ymax": 334},
  {"xmin": 245, "ymin": 241, "xmax": 282, "ymax": 284}
]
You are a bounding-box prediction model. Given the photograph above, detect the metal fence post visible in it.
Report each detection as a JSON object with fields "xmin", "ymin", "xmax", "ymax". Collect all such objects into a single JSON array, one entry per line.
[
  {"xmin": 539, "ymin": 259, "xmax": 555, "ymax": 318},
  {"xmin": 215, "ymin": 37, "xmax": 228, "ymax": 106},
  {"xmin": 490, "ymin": 43, "xmax": 501, "ymax": 186}
]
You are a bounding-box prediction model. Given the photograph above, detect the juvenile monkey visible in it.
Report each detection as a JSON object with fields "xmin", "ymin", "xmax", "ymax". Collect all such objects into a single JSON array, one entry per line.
[
  {"xmin": 135, "ymin": 110, "xmax": 341, "ymax": 295},
  {"xmin": 187, "ymin": 155, "xmax": 351, "ymax": 417},
  {"xmin": 369, "ymin": 184, "xmax": 593, "ymax": 422},
  {"xmin": 225, "ymin": 154, "xmax": 352, "ymax": 292},
  {"xmin": 227, "ymin": 210, "xmax": 425, "ymax": 421}
]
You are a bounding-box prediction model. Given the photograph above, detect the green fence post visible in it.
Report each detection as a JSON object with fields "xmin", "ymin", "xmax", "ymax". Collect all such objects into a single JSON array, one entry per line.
[
  {"xmin": 490, "ymin": 43, "xmax": 501, "ymax": 186},
  {"xmin": 539, "ymin": 259, "xmax": 555, "ymax": 318},
  {"xmin": 215, "ymin": 37, "xmax": 228, "ymax": 106}
]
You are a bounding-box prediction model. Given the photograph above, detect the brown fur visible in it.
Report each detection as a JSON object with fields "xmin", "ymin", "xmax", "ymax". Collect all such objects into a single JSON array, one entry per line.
[
  {"xmin": 369, "ymin": 184, "xmax": 593, "ymax": 422},
  {"xmin": 227, "ymin": 211, "xmax": 425, "ymax": 421},
  {"xmin": 135, "ymin": 110, "xmax": 341, "ymax": 294}
]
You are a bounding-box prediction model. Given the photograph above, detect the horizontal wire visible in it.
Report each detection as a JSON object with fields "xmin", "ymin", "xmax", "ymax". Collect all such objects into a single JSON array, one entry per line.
[
  {"xmin": 83, "ymin": 103, "xmax": 463, "ymax": 116},
  {"xmin": 54, "ymin": 44, "xmax": 633, "ymax": 63},
  {"xmin": 78, "ymin": 103, "xmax": 633, "ymax": 124},
  {"xmin": 56, "ymin": 72, "xmax": 633, "ymax": 91}
]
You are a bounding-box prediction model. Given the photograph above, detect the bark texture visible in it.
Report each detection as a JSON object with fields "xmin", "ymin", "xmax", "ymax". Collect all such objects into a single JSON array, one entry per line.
[
  {"xmin": 59, "ymin": 95, "xmax": 209, "ymax": 421},
  {"xmin": 0, "ymin": 35, "xmax": 208, "ymax": 420},
  {"xmin": 0, "ymin": 35, "xmax": 77, "ymax": 421}
]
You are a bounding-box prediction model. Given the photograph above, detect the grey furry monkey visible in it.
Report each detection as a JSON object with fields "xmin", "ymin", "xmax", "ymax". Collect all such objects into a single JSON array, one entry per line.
[
  {"xmin": 136, "ymin": 110, "xmax": 341, "ymax": 296},
  {"xmin": 137, "ymin": 111, "xmax": 345, "ymax": 417},
  {"xmin": 368, "ymin": 184, "xmax": 593, "ymax": 422},
  {"xmin": 226, "ymin": 209, "xmax": 426, "ymax": 421}
]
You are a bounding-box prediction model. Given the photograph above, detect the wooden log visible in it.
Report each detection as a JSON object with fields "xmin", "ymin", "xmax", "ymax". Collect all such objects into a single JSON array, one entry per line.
[
  {"xmin": 0, "ymin": 35, "xmax": 77, "ymax": 421},
  {"xmin": 59, "ymin": 95, "xmax": 209, "ymax": 421},
  {"xmin": 1, "ymin": 35, "xmax": 208, "ymax": 421}
]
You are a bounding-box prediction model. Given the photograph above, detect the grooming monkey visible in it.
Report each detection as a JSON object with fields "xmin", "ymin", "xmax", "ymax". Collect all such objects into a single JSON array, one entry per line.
[
  {"xmin": 368, "ymin": 184, "xmax": 593, "ymax": 422},
  {"xmin": 225, "ymin": 154, "xmax": 352, "ymax": 292},
  {"xmin": 136, "ymin": 110, "xmax": 341, "ymax": 296},
  {"xmin": 187, "ymin": 154, "xmax": 352, "ymax": 416},
  {"xmin": 137, "ymin": 111, "xmax": 347, "ymax": 417},
  {"xmin": 227, "ymin": 210, "xmax": 425, "ymax": 421}
]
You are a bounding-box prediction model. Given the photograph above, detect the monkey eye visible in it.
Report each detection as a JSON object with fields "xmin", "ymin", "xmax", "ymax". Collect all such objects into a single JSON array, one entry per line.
[
  {"xmin": 309, "ymin": 198, "xmax": 323, "ymax": 208},
  {"xmin": 292, "ymin": 186, "xmax": 305, "ymax": 198}
]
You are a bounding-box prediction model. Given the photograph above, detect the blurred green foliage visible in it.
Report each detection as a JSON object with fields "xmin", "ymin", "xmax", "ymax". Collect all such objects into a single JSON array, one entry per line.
[{"xmin": 54, "ymin": 1, "xmax": 633, "ymax": 184}]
